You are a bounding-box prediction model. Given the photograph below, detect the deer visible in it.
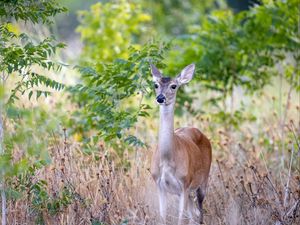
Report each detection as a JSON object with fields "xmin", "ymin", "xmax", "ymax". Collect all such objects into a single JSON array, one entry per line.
[{"xmin": 150, "ymin": 63, "xmax": 212, "ymax": 225}]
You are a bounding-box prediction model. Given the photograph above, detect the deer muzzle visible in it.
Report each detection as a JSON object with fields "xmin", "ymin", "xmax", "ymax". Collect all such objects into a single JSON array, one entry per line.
[{"xmin": 156, "ymin": 94, "xmax": 166, "ymax": 104}]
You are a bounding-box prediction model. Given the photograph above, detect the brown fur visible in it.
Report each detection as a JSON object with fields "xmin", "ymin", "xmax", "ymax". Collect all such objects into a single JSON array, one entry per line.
[{"xmin": 151, "ymin": 127, "xmax": 212, "ymax": 191}]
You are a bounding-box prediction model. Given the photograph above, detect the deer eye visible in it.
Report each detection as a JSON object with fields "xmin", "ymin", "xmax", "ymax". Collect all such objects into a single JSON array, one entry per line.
[
  {"xmin": 171, "ymin": 84, "xmax": 177, "ymax": 89},
  {"xmin": 154, "ymin": 83, "xmax": 159, "ymax": 89}
]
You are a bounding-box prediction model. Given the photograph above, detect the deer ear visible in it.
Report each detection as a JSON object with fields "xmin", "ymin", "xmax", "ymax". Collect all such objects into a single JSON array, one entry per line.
[
  {"xmin": 150, "ymin": 64, "xmax": 162, "ymax": 81},
  {"xmin": 176, "ymin": 64, "xmax": 195, "ymax": 85}
]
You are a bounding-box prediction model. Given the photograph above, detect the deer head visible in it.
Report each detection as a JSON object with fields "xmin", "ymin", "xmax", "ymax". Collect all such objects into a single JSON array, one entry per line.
[{"xmin": 150, "ymin": 63, "xmax": 195, "ymax": 105}]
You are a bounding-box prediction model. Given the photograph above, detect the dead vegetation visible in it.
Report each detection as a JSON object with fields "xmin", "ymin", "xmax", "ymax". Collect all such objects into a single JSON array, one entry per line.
[
  {"xmin": 3, "ymin": 82, "xmax": 300, "ymax": 225},
  {"xmin": 5, "ymin": 115, "xmax": 299, "ymax": 225}
]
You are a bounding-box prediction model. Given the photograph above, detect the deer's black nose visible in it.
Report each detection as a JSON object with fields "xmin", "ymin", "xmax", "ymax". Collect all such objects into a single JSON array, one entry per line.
[{"xmin": 156, "ymin": 94, "xmax": 166, "ymax": 103}]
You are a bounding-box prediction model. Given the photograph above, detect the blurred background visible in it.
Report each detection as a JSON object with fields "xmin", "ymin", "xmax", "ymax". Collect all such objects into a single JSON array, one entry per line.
[{"xmin": 0, "ymin": 0, "xmax": 299, "ymax": 224}]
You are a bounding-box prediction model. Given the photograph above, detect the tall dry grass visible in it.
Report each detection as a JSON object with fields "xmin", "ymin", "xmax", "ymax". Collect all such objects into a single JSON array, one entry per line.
[
  {"xmin": 3, "ymin": 78, "xmax": 300, "ymax": 225},
  {"xmin": 5, "ymin": 115, "xmax": 299, "ymax": 225}
]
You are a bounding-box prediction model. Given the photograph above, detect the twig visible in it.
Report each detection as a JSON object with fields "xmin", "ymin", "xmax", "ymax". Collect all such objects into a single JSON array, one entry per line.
[
  {"xmin": 264, "ymin": 174, "xmax": 280, "ymax": 201},
  {"xmin": 279, "ymin": 72, "xmax": 295, "ymax": 169},
  {"xmin": 287, "ymin": 121, "xmax": 300, "ymax": 151},
  {"xmin": 283, "ymin": 144, "xmax": 295, "ymax": 208},
  {"xmin": 216, "ymin": 160, "xmax": 228, "ymax": 197},
  {"xmin": 284, "ymin": 199, "xmax": 300, "ymax": 219}
]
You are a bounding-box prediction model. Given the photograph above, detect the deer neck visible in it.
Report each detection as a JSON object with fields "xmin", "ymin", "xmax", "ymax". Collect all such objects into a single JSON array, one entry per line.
[{"xmin": 158, "ymin": 103, "xmax": 175, "ymax": 161}]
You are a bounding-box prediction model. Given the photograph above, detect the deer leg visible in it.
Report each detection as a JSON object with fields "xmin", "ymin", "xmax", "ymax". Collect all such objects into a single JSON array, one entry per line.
[
  {"xmin": 186, "ymin": 194, "xmax": 197, "ymax": 225},
  {"xmin": 187, "ymin": 195, "xmax": 194, "ymax": 218},
  {"xmin": 178, "ymin": 191, "xmax": 189, "ymax": 225},
  {"xmin": 196, "ymin": 187, "xmax": 206, "ymax": 224},
  {"xmin": 158, "ymin": 188, "xmax": 167, "ymax": 223}
]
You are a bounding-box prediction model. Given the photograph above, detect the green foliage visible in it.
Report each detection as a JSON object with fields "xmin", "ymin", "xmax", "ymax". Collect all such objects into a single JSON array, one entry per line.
[
  {"xmin": 0, "ymin": 106, "xmax": 64, "ymax": 178},
  {"xmin": 2, "ymin": 104, "xmax": 72, "ymax": 223},
  {"xmin": 0, "ymin": 27, "xmax": 65, "ymax": 103},
  {"xmin": 0, "ymin": 0, "xmax": 298, "ymax": 223},
  {"xmin": 31, "ymin": 183, "xmax": 74, "ymax": 223},
  {"xmin": 72, "ymin": 0, "xmax": 163, "ymax": 152},
  {"xmin": 246, "ymin": 0, "xmax": 299, "ymax": 91},
  {"xmin": 0, "ymin": 0, "xmax": 67, "ymax": 24},
  {"xmin": 169, "ymin": 9, "xmax": 271, "ymax": 99},
  {"xmin": 165, "ymin": 0, "xmax": 299, "ymax": 126},
  {"xmin": 69, "ymin": 41, "xmax": 170, "ymax": 149},
  {"xmin": 77, "ymin": 0, "xmax": 151, "ymax": 63},
  {"xmin": 0, "ymin": 2, "xmax": 68, "ymax": 222},
  {"xmin": 0, "ymin": 0, "xmax": 66, "ymax": 104},
  {"xmin": 173, "ymin": 0, "xmax": 300, "ymax": 99},
  {"xmin": 142, "ymin": 0, "xmax": 226, "ymax": 37},
  {"xmin": 6, "ymin": 160, "xmax": 75, "ymax": 224}
]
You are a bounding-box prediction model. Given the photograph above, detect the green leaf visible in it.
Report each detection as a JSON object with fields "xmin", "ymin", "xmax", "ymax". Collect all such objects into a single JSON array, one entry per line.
[
  {"xmin": 36, "ymin": 91, "xmax": 42, "ymax": 99},
  {"xmin": 28, "ymin": 91, "xmax": 33, "ymax": 100}
]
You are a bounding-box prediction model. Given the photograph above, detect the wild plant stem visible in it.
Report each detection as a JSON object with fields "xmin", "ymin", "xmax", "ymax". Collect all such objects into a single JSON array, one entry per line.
[
  {"xmin": 134, "ymin": 90, "xmax": 144, "ymax": 178},
  {"xmin": 1, "ymin": 187, "xmax": 5, "ymax": 225},
  {"xmin": 283, "ymin": 144, "xmax": 294, "ymax": 208},
  {"xmin": 216, "ymin": 160, "xmax": 228, "ymax": 197},
  {"xmin": 0, "ymin": 119, "xmax": 6, "ymax": 225},
  {"xmin": 0, "ymin": 72, "xmax": 6, "ymax": 225},
  {"xmin": 278, "ymin": 73, "xmax": 296, "ymax": 213},
  {"xmin": 288, "ymin": 122, "xmax": 300, "ymax": 152},
  {"xmin": 280, "ymin": 73, "xmax": 295, "ymax": 166},
  {"xmin": 278, "ymin": 73, "xmax": 284, "ymax": 161}
]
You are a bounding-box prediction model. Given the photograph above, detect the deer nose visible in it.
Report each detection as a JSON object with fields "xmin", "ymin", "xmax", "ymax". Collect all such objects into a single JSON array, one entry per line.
[{"xmin": 156, "ymin": 94, "xmax": 166, "ymax": 103}]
